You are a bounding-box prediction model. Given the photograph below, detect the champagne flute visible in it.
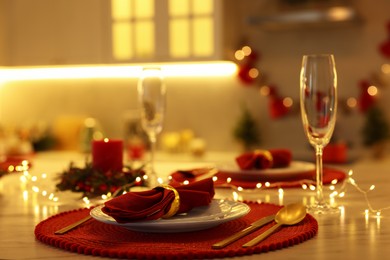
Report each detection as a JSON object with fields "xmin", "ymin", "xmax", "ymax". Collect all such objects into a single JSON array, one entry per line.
[
  {"xmin": 137, "ymin": 67, "xmax": 166, "ymax": 187},
  {"xmin": 300, "ymin": 54, "xmax": 338, "ymax": 214}
]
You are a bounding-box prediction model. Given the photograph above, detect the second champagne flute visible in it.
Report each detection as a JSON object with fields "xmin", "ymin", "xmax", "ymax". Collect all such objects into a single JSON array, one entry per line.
[
  {"xmin": 300, "ymin": 54, "xmax": 338, "ymax": 214},
  {"xmin": 137, "ymin": 67, "xmax": 166, "ymax": 187}
]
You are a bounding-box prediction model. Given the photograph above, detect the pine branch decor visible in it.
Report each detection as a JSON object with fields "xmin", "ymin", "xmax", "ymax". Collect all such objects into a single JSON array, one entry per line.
[{"xmin": 56, "ymin": 161, "xmax": 145, "ymax": 197}]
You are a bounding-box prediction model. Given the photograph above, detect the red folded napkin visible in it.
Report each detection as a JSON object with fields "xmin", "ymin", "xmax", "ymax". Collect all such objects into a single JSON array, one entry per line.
[
  {"xmin": 236, "ymin": 149, "xmax": 292, "ymax": 170},
  {"xmin": 0, "ymin": 156, "xmax": 31, "ymax": 173},
  {"xmin": 102, "ymin": 178, "xmax": 215, "ymax": 223}
]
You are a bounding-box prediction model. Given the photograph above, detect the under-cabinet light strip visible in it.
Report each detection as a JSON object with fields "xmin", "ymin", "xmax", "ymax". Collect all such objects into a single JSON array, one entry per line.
[{"xmin": 0, "ymin": 61, "xmax": 237, "ymax": 82}]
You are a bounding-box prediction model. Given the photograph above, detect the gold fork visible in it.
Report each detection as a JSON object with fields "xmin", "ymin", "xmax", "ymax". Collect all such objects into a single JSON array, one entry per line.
[{"xmin": 54, "ymin": 182, "xmax": 135, "ymax": 235}]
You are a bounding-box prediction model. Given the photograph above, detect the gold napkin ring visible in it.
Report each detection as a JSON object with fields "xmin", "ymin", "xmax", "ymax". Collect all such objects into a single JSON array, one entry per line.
[
  {"xmin": 158, "ymin": 184, "xmax": 180, "ymax": 219},
  {"xmin": 254, "ymin": 149, "xmax": 273, "ymax": 164}
]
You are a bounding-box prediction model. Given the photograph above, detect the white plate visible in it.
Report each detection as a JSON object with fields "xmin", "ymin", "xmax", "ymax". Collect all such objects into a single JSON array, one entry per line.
[
  {"xmin": 90, "ymin": 199, "xmax": 250, "ymax": 233},
  {"xmin": 218, "ymin": 161, "xmax": 315, "ymax": 181}
]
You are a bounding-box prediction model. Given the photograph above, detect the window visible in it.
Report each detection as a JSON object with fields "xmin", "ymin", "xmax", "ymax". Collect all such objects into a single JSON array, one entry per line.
[
  {"xmin": 110, "ymin": 0, "xmax": 218, "ymax": 62},
  {"xmin": 111, "ymin": 0, "xmax": 155, "ymax": 60},
  {"xmin": 168, "ymin": 0, "xmax": 214, "ymax": 58}
]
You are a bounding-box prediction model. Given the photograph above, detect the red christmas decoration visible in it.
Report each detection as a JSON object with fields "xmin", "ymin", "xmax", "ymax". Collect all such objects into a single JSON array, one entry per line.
[
  {"xmin": 380, "ymin": 41, "xmax": 390, "ymax": 58},
  {"xmin": 270, "ymin": 97, "xmax": 290, "ymax": 119},
  {"xmin": 236, "ymin": 47, "xmax": 260, "ymax": 85},
  {"xmin": 268, "ymin": 85, "xmax": 291, "ymax": 119},
  {"xmin": 237, "ymin": 63, "xmax": 256, "ymax": 84},
  {"xmin": 247, "ymin": 50, "xmax": 260, "ymax": 63},
  {"xmin": 379, "ymin": 20, "xmax": 390, "ymax": 59},
  {"xmin": 234, "ymin": 19, "xmax": 390, "ymax": 120},
  {"xmin": 358, "ymin": 80, "xmax": 376, "ymax": 113}
]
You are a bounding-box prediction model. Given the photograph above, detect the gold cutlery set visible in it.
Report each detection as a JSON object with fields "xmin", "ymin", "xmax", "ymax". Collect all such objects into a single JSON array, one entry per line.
[
  {"xmin": 212, "ymin": 214, "xmax": 275, "ymax": 249},
  {"xmin": 55, "ymin": 215, "xmax": 93, "ymax": 235},
  {"xmin": 213, "ymin": 202, "xmax": 307, "ymax": 248}
]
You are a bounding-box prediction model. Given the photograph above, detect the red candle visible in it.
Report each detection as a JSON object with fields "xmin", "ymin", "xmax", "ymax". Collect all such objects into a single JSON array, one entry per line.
[{"xmin": 92, "ymin": 139, "xmax": 123, "ymax": 173}]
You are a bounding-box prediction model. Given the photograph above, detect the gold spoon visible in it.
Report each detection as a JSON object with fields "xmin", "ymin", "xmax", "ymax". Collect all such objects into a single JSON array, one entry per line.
[{"xmin": 242, "ymin": 202, "xmax": 307, "ymax": 247}]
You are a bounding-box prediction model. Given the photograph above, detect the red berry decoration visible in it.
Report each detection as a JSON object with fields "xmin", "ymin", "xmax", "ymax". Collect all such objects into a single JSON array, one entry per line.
[
  {"xmin": 379, "ymin": 20, "xmax": 390, "ymax": 59},
  {"xmin": 358, "ymin": 80, "xmax": 376, "ymax": 113}
]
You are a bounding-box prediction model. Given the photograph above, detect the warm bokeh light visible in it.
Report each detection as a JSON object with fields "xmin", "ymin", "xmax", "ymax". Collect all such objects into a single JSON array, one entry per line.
[
  {"xmin": 235, "ymin": 46, "xmax": 254, "ymax": 61},
  {"xmin": 259, "ymin": 85, "xmax": 270, "ymax": 96},
  {"xmin": 234, "ymin": 50, "xmax": 245, "ymax": 60},
  {"xmin": 327, "ymin": 7, "xmax": 355, "ymax": 21},
  {"xmin": 367, "ymin": 85, "xmax": 378, "ymax": 96},
  {"xmin": 346, "ymin": 97, "xmax": 357, "ymax": 108},
  {"xmin": 241, "ymin": 46, "xmax": 252, "ymax": 56},
  {"xmin": 248, "ymin": 68, "xmax": 259, "ymax": 79},
  {"xmin": 381, "ymin": 64, "xmax": 390, "ymax": 74},
  {"xmin": 283, "ymin": 97, "xmax": 293, "ymax": 107}
]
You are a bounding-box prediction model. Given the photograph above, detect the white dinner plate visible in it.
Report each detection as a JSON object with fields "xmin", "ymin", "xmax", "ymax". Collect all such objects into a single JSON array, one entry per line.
[
  {"xmin": 90, "ymin": 199, "xmax": 250, "ymax": 233},
  {"xmin": 218, "ymin": 161, "xmax": 315, "ymax": 181}
]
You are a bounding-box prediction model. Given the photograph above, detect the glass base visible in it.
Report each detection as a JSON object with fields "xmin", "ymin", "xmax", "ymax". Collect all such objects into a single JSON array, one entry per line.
[
  {"xmin": 307, "ymin": 202, "xmax": 340, "ymax": 215},
  {"xmin": 145, "ymin": 174, "xmax": 158, "ymax": 188}
]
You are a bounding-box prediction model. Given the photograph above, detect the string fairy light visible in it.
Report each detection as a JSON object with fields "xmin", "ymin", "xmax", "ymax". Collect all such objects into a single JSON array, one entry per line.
[
  {"xmin": 16, "ymin": 163, "xmax": 390, "ymax": 217},
  {"xmin": 17, "ymin": 166, "xmax": 140, "ymax": 205},
  {"xmin": 335, "ymin": 170, "xmax": 390, "ymax": 217},
  {"xmin": 198, "ymin": 169, "xmax": 390, "ymax": 217}
]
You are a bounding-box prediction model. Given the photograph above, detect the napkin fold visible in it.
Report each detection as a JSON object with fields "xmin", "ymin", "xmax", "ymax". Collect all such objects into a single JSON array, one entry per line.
[
  {"xmin": 102, "ymin": 178, "xmax": 215, "ymax": 223},
  {"xmin": 236, "ymin": 149, "xmax": 292, "ymax": 170}
]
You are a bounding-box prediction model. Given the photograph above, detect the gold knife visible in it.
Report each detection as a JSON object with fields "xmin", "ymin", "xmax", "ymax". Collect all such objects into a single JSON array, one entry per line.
[
  {"xmin": 54, "ymin": 183, "xmax": 135, "ymax": 235},
  {"xmin": 212, "ymin": 214, "xmax": 275, "ymax": 249},
  {"xmin": 54, "ymin": 215, "xmax": 92, "ymax": 235}
]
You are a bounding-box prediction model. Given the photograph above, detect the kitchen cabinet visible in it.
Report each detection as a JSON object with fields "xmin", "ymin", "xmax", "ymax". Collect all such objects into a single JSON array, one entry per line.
[
  {"xmin": 0, "ymin": 0, "xmax": 9, "ymax": 65},
  {"xmin": 1, "ymin": 0, "xmax": 236, "ymax": 66},
  {"xmin": 2, "ymin": 0, "xmax": 106, "ymax": 65}
]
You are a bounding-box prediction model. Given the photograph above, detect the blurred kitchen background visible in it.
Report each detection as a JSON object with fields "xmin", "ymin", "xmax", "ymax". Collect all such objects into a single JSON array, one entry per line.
[{"xmin": 0, "ymin": 0, "xmax": 389, "ymax": 160}]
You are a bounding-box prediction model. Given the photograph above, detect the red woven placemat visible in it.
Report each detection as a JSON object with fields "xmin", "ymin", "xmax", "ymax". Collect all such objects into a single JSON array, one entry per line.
[{"xmin": 35, "ymin": 203, "xmax": 318, "ymax": 259}]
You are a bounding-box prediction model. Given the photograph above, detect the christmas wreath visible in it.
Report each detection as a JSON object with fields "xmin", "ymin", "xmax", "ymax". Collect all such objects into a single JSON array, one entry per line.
[{"xmin": 56, "ymin": 162, "xmax": 145, "ymax": 197}]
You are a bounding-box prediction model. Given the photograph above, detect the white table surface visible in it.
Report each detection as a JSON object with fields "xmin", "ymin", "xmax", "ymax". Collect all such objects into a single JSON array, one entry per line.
[{"xmin": 1, "ymin": 151, "xmax": 390, "ymax": 260}]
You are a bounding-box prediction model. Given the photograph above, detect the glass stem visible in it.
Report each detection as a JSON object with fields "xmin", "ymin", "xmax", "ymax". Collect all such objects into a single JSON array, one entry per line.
[
  {"xmin": 315, "ymin": 145, "xmax": 324, "ymax": 205},
  {"xmin": 148, "ymin": 133, "xmax": 157, "ymax": 186}
]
